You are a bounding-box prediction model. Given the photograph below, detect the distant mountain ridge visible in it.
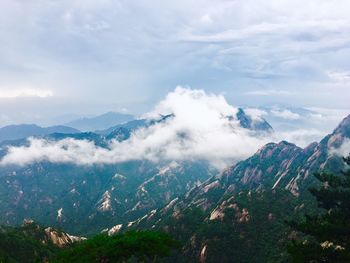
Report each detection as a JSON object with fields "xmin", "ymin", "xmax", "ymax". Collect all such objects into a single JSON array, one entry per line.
[
  {"xmin": 65, "ymin": 112, "xmax": 134, "ymax": 131},
  {"xmin": 97, "ymin": 109, "xmax": 272, "ymax": 139},
  {"xmin": 0, "ymin": 109, "xmax": 274, "ymax": 235},
  {"xmin": 0, "ymin": 109, "xmax": 271, "ymax": 145},
  {"xmin": 0, "ymin": 124, "xmax": 80, "ymax": 143},
  {"xmin": 1, "ymin": 111, "xmax": 349, "ymax": 262},
  {"xmin": 235, "ymin": 108, "xmax": 273, "ymax": 132}
]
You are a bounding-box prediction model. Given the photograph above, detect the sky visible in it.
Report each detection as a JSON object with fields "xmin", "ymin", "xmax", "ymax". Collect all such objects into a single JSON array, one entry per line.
[{"xmin": 0, "ymin": 0, "xmax": 350, "ymax": 126}]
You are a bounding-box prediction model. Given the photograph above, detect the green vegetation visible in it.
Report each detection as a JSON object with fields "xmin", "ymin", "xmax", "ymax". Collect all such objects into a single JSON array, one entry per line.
[
  {"xmin": 54, "ymin": 231, "xmax": 180, "ymax": 263},
  {"xmin": 198, "ymin": 190, "xmax": 298, "ymax": 263},
  {"xmin": 288, "ymin": 155, "xmax": 350, "ymax": 262},
  {"xmin": 137, "ymin": 188, "xmax": 301, "ymax": 263},
  {"xmin": 0, "ymin": 223, "xmax": 179, "ymax": 263},
  {"xmin": 0, "ymin": 223, "xmax": 59, "ymax": 263}
]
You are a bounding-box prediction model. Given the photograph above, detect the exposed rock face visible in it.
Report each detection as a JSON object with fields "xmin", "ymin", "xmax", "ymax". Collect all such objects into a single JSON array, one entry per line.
[
  {"xmin": 206, "ymin": 115, "xmax": 349, "ymax": 201},
  {"xmin": 199, "ymin": 245, "xmax": 207, "ymax": 263},
  {"xmin": 108, "ymin": 224, "xmax": 123, "ymax": 235},
  {"xmin": 19, "ymin": 220, "xmax": 85, "ymax": 248},
  {"xmin": 0, "ymin": 159, "xmax": 215, "ymax": 235},
  {"xmin": 44, "ymin": 227, "xmax": 86, "ymax": 247},
  {"xmin": 0, "ymin": 221, "xmax": 87, "ymax": 263},
  {"xmin": 97, "ymin": 191, "xmax": 112, "ymax": 212},
  {"xmin": 332, "ymin": 114, "xmax": 350, "ymax": 139},
  {"xmin": 126, "ymin": 114, "xmax": 350, "ymax": 263}
]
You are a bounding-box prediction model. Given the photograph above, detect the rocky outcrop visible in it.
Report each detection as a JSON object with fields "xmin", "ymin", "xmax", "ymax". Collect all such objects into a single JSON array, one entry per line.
[
  {"xmin": 44, "ymin": 227, "xmax": 86, "ymax": 247},
  {"xmin": 132, "ymin": 115, "xmax": 349, "ymax": 222}
]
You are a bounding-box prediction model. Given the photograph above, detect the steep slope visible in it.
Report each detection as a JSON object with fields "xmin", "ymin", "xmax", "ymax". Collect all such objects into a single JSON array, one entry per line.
[
  {"xmin": 126, "ymin": 115, "xmax": 350, "ymax": 262},
  {"xmin": 0, "ymin": 160, "xmax": 215, "ymax": 235},
  {"xmin": 0, "ymin": 124, "xmax": 80, "ymax": 143},
  {"xmin": 156, "ymin": 114, "xmax": 350, "ymax": 213}
]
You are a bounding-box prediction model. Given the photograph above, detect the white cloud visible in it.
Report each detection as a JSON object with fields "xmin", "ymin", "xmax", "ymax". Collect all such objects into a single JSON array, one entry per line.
[
  {"xmin": 306, "ymin": 107, "xmax": 350, "ymax": 127},
  {"xmin": 327, "ymin": 70, "xmax": 350, "ymax": 82},
  {"xmin": 245, "ymin": 90, "xmax": 293, "ymax": 96},
  {"xmin": 245, "ymin": 108, "xmax": 268, "ymax": 119},
  {"xmin": 270, "ymin": 109, "xmax": 300, "ymax": 120},
  {"xmin": 200, "ymin": 14, "xmax": 213, "ymax": 25},
  {"xmin": 0, "ymin": 88, "xmax": 53, "ymax": 99},
  {"xmin": 0, "ymin": 87, "xmax": 271, "ymax": 168},
  {"xmin": 329, "ymin": 138, "xmax": 350, "ymax": 158},
  {"xmin": 274, "ymin": 129, "xmax": 325, "ymax": 147}
]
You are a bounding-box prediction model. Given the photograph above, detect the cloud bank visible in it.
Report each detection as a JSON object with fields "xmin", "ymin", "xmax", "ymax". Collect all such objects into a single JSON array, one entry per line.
[
  {"xmin": 0, "ymin": 88, "xmax": 53, "ymax": 99},
  {"xmin": 0, "ymin": 88, "xmax": 272, "ymax": 168},
  {"xmin": 1, "ymin": 88, "xmax": 348, "ymax": 168}
]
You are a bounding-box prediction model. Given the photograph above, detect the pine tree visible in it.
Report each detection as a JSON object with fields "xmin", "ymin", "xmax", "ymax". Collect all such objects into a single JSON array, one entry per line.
[{"xmin": 288, "ymin": 155, "xmax": 350, "ymax": 263}]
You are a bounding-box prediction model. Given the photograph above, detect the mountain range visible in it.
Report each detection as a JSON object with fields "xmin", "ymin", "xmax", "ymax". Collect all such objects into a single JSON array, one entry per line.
[
  {"xmin": 0, "ymin": 111, "xmax": 349, "ymax": 262},
  {"xmin": 0, "ymin": 108, "xmax": 270, "ymax": 235},
  {"xmin": 0, "ymin": 111, "xmax": 141, "ymax": 144},
  {"xmin": 121, "ymin": 114, "xmax": 350, "ymax": 262},
  {"xmin": 0, "ymin": 124, "xmax": 80, "ymax": 143},
  {"xmin": 64, "ymin": 112, "xmax": 134, "ymax": 131}
]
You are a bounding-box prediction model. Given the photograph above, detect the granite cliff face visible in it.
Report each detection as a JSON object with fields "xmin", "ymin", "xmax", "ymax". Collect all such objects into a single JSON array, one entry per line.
[
  {"xmin": 44, "ymin": 226, "xmax": 85, "ymax": 247},
  {"xmin": 123, "ymin": 115, "xmax": 350, "ymax": 263},
  {"xmin": 171, "ymin": 115, "xmax": 350, "ymax": 211}
]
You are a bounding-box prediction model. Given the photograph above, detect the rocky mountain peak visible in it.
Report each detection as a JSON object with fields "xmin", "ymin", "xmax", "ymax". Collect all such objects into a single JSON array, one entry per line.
[
  {"xmin": 333, "ymin": 114, "xmax": 350, "ymax": 137},
  {"xmin": 236, "ymin": 108, "xmax": 273, "ymax": 132},
  {"xmin": 319, "ymin": 114, "xmax": 350, "ymax": 149}
]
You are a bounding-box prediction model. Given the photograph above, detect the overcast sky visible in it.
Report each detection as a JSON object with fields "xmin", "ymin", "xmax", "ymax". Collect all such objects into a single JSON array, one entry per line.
[{"xmin": 1, "ymin": 0, "xmax": 350, "ymax": 125}]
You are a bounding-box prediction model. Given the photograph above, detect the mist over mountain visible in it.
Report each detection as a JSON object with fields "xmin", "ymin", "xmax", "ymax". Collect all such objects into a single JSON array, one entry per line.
[
  {"xmin": 122, "ymin": 114, "xmax": 350, "ymax": 262},
  {"xmin": 0, "ymin": 124, "xmax": 79, "ymax": 143},
  {"xmin": 0, "ymin": 107, "xmax": 348, "ymax": 262},
  {"xmin": 0, "ymin": 88, "xmax": 276, "ymax": 168},
  {"xmin": 0, "ymin": 88, "xmax": 278, "ymax": 235},
  {"xmin": 64, "ymin": 112, "xmax": 134, "ymax": 131},
  {"xmin": 0, "ymin": 88, "xmax": 348, "ymax": 262},
  {"xmin": 2, "ymin": 0, "xmax": 350, "ymax": 261}
]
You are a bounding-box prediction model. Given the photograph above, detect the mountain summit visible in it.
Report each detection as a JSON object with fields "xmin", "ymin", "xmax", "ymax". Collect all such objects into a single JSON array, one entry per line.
[
  {"xmin": 236, "ymin": 108, "xmax": 273, "ymax": 132},
  {"xmin": 332, "ymin": 114, "xmax": 350, "ymax": 137}
]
